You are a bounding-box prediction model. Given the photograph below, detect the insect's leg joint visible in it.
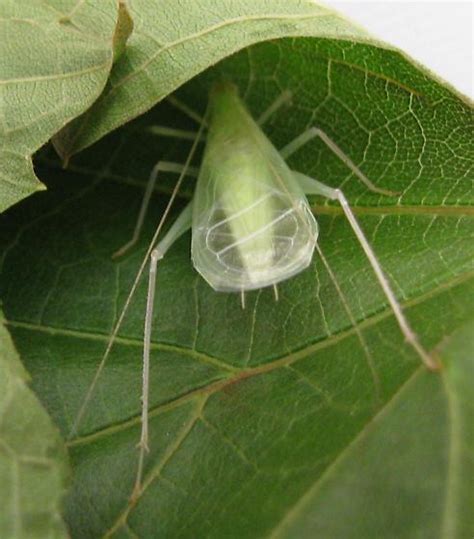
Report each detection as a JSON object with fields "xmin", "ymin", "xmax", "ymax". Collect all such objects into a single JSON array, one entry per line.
[
  {"xmin": 137, "ymin": 438, "xmax": 150, "ymax": 453},
  {"xmin": 151, "ymin": 249, "xmax": 163, "ymax": 265}
]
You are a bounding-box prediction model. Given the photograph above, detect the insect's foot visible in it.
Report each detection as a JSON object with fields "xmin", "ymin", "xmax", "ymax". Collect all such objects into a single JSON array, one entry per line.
[
  {"xmin": 407, "ymin": 335, "xmax": 441, "ymax": 371},
  {"xmin": 112, "ymin": 239, "xmax": 137, "ymax": 260},
  {"xmin": 420, "ymin": 349, "xmax": 442, "ymax": 371},
  {"xmin": 376, "ymin": 186, "xmax": 401, "ymax": 197}
]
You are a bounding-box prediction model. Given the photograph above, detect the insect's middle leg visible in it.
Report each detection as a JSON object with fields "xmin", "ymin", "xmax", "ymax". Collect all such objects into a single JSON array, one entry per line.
[
  {"xmin": 113, "ymin": 161, "xmax": 198, "ymax": 258},
  {"xmin": 294, "ymin": 171, "xmax": 439, "ymax": 370},
  {"xmin": 281, "ymin": 127, "xmax": 397, "ymax": 197}
]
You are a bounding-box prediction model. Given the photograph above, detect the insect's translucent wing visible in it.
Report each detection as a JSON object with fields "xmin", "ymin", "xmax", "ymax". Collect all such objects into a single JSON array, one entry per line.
[{"xmin": 191, "ymin": 83, "xmax": 318, "ymax": 292}]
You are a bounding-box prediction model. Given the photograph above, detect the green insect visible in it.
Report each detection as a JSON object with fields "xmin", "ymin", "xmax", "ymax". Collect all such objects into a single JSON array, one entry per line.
[{"xmin": 71, "ymin": 81, "xmax": 439, "ymax": 500}]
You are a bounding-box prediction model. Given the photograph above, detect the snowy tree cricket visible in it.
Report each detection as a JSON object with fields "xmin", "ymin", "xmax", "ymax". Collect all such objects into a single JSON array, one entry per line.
[{"xmin": 70, "ymin": 80, "xmax": 440, "ymax": 503}]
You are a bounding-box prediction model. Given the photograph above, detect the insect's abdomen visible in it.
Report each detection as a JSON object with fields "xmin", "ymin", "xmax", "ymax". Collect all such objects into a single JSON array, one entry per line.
[{"xmin": 192, "ymin": 83, "xmax": 318, "ymax": 292}]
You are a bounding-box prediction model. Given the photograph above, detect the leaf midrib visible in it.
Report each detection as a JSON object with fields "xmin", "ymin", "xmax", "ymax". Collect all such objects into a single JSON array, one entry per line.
[
  {"xmin": 37, "ymin": 158, "xmax": 474, "ymax": 216},
  {"xmin": 61, "ymin": 268, "xmax": 472, "ymax": 448}
]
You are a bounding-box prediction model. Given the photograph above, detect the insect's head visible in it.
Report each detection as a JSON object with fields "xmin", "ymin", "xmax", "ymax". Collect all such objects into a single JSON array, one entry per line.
[{"xmin": 209, "ymin": 80, "xmax": 239, "ymax": 98}]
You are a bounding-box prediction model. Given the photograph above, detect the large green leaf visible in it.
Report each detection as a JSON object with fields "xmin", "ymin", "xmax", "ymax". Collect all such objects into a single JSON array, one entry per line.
[
  {"xmin": 0, "ymin": 0, "xmax": 125, "ymax": 212},
  {"xmin": 0, "ymin": 313, "xmax": 69, "ymax": 538},
  {"xmin": 1, "ymin": 4, "xmax": 473, "ymax": 539}
]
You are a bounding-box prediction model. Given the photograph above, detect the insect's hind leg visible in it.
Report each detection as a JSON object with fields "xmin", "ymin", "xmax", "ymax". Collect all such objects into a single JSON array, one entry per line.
[
  {"xmin": 70, "ymin": 115, "xmax": 206, "ymax": 459},
  {"xmin": 112, "ymin": 161, "xmax": 198, "ymax": 259},
  {"xmin": 293, "ymin": 170, "xmax": 440, "ymax": 371},
  {"xmin": 132, "ymin": 202, "xmax": 193, "ymax": 502},
  {"xmin": 281, "ymin": 127, "xmax": 398, "ymax": 197}
]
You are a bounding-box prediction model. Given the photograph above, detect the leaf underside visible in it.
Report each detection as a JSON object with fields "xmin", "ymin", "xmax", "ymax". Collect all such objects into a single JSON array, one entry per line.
[
  {"xmin": 0, "ymin": 0, "xmax": 120, "ymax": 212},
  {"xmin": 0, "ymin": 3, "xmax": 473, "ymax": 538}
]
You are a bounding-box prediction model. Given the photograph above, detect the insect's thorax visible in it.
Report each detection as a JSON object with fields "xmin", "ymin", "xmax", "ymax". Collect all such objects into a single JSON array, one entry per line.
[{"xmin": 191, "ymin": 83, "xmax": 318, "ymax": 292}]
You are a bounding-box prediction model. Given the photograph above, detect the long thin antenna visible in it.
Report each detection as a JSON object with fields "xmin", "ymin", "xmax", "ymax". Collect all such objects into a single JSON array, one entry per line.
[
  {"xmin": 315, "ymin": 243, "xmax": 380, "ymax": 401},
  {"xmin": 68, "ymin": 115, "xmax": 208, "ymax": 440}
]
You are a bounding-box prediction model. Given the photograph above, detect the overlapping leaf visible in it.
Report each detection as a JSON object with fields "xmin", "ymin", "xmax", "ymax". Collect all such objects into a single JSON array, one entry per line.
[
  {"xmin": 0, "ymin": 314, "xmax": 69, "ymax": 538},
  {"xmin": 0, "ymin": 0, "xmax": 124, "ymax": 211},
  {"xmin": 53, "ymin": 0, "xmax": 370, "ymax": 160}
]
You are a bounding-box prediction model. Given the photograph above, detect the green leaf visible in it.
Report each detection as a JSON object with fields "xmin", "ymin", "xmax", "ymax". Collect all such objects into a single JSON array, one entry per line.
[
  {"xmin": 0, "ymin": 0, "xmax": 123, "ymax": 212},
  {"xmin": 1, "ymin": 4, "xmax": 473, "ymax": 538},
  {"xmin": 0, "ymin": 313, "xmax": 70, "ymax": 538},
  {"xmin": 52, "ymin": 0, "xmax": 370, "ymax": 161}
]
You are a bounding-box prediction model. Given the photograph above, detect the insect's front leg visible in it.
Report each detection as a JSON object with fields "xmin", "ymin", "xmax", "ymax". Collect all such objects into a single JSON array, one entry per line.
[
  {"xmin": 257, "ymin": 90, "xmax": 292, "ymax": 126},
  {"xmin": 113, "ymin": 161, "xmax": 198, "ymax": 259},
  {"xmin": 281, "ymin": 127, "xmax": 398, "ymax": 196}
]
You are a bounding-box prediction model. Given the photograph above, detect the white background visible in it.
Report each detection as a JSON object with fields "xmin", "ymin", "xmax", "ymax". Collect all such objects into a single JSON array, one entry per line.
[{"xmin": 320, "ymin": 1, "xmax": 473, "ymax": 98}]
